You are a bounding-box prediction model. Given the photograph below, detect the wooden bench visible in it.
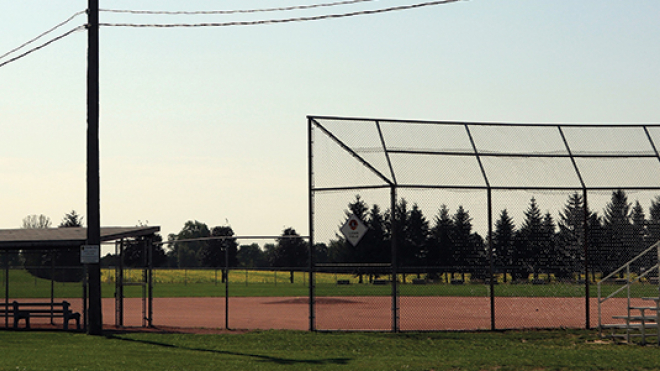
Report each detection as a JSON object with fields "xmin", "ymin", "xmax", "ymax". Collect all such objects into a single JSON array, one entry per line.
[{"xmin": 0, "ymin": 301, "xmax": 80, "ymax": 330}]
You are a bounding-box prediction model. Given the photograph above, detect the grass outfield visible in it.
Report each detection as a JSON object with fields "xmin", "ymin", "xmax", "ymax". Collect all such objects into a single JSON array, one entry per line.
[
  {"xmin": 0, "ymin": 329, "xmax": 657, "ymax": 370},
  {"xmin": 2, "ymin": 268, "xmax": 657, "ymax": 299}
]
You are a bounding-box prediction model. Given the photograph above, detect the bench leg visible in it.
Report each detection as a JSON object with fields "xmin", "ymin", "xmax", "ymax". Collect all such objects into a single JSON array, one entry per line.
[
  {"xmin": 14, "ymin": 313, "xmax": 29, "ymax": 329},
  {"xmin": 64, "ymin": 313, "xmax": 81, "ymax": 331}
]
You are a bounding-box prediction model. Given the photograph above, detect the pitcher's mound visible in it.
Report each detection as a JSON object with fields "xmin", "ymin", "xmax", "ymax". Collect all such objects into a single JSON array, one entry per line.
[{"xmin": 266, "ymin": 297, "xmax": 360, "ymax": 305}]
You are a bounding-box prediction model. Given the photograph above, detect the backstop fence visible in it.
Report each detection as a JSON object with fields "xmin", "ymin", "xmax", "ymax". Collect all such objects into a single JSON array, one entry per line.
[
  {"xmin": 4, "ymin": 117, "xmax": 660, "ymax": 333},
  {"xmin": 308, "ymin": 116, "xmax": 660, "ymax": 331}
]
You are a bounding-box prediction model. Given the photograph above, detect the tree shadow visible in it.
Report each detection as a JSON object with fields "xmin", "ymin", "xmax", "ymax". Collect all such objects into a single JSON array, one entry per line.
[{"xmin": 106, "ymin": 335, "xmax": 352, "ymax": 366}]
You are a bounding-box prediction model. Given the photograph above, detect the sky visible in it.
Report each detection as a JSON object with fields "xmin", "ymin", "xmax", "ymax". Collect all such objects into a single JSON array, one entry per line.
[{"xmin": 1, "ymin": 0, "xmax": 659, "ymax": 252}]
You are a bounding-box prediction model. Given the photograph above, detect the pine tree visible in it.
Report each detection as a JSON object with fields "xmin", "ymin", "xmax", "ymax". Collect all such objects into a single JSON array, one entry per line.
[
  {"xmin": 389, "ymin": 198, "xmax": 411, "ymax": 268},
  {"xmin": 648, "ymin": 196, "xmax": 660, "ymax": 244},
  {"xmin": 452, "ymin": 205, "xmax": 473, "ymax": 281},
  {"xmin": 407, "ymin": 203, "xmax": 429, "ymax": 267},
  {"xmin": 515, "ymin": 197, "xmax": 543, "ymax": 281},
  {"xmin": 540, "ymin": 212, "xmax": 557, "ymax": 281},
  {"xmin": 630, "ymin": 200, "xmax": 647, "ymax": 272},
  {"xmin": 557, "ymin": 193, "xmax": 589, "ymax": 280},
  {"xmin": 335, "ymin": 195, "xmax": 370, "ymax": 264},
  {"xmin": 364, "ymin": 204, "xmax": 389, "ymax": 264},
  {"xmin": 493, "ymin": 209, "xmax": 515, "ymax": 283},
  {"xmin": 602, "ymin": 190, "xmax": 632, "ymax": 275},
  {"xmin": 428, "ymin": 205, "xmax": 454, "ymax": 281}
]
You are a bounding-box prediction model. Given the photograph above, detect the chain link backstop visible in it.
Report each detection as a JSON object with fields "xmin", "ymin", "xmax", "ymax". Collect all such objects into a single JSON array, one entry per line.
[{"xmin": 309, "ymin": 116, "xmax": 660, "ymax": 331}]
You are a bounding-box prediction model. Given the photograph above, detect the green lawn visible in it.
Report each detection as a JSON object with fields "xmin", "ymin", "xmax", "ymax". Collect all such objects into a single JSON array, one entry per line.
[
  {"xmin": 0, "ymin": 329, "xmax": 657, "ymax": 370},
  {"xmin": 2, "ymin": 268, "xmax": 656, "ymax": 299}
]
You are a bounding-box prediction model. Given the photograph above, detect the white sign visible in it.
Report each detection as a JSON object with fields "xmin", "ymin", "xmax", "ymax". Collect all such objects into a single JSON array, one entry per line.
[
  {"xmin": 80, "ymin": 245, "xmax": 100, "ymax": 264},
  {"xmin": 340, "ymin": 214, "xmax": 368, "ymax": 247}
]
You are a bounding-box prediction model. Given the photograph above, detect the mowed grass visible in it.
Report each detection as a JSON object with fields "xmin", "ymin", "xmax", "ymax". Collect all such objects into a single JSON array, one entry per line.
[
  {"xmin": 2, "ymin": 268, "xmax": 656, "ymax": 299},
  {"xmin": 0, "ymin": 329, "xmax": 658, "ymax": 371}
]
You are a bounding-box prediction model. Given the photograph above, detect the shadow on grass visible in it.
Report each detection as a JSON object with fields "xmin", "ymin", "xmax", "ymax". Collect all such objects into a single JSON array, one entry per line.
[{"xmin": 106, "ymin": 335, "xmax": 352, "ymax": 366}]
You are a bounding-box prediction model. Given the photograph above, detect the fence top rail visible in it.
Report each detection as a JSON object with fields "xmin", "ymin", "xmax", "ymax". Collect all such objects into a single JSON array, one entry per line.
[{"xmin": 309, "ymin": 115, "xmax": 660, "ymax": 128}]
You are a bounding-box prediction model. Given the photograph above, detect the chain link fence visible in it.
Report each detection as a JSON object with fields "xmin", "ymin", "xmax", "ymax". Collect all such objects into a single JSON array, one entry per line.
[{"xmin": 309, "ymin": 117, "xmax": 660, "ymax": 331}]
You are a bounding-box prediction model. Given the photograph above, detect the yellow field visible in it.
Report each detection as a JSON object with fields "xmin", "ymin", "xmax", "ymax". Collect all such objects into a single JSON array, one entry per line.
[
  {"xmin": 101, "ymin": 268, "xmax": 361, "ymax": 285},
  {"xmin": 101, "ymin": 268, "xmax": 605, "ymax": 286}
]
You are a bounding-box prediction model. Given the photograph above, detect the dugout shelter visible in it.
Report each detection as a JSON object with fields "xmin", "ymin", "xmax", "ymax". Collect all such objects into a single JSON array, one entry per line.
[{"xmin": 0, "ymin": 226, "xmax": 159, "ymax": 331}]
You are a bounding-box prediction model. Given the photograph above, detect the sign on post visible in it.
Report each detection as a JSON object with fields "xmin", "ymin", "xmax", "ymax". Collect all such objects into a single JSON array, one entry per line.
[
  {"xmin": 80, "ymin": 245, "xmax": 100, "ymax": 264},
  {"xmin": 340, "ymin": 214, "xmax": 368, "ymax": 246}
]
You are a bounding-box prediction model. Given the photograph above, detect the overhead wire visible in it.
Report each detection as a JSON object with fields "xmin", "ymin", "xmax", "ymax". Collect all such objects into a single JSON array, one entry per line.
[
  {"xmin": 99, "ymin": 0, "xmax": 463, "ymax": 28},
  {"xmin": 0, "ymin": 10, "xmax": 86, "ymax": 61},
  {"xmin": 1, "ymin": 0, "xmax": 463, "ymax": 68},
  {"xmin": 0, "ymin": 26, "xmax": 86, "ymax": 69},
  {"xmin": 100, "ymin": 0, "xmax": 377, "ymax": 15}
]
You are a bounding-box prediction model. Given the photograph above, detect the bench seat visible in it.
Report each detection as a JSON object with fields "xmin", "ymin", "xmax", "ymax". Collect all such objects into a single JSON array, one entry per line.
[{"xmin": 1, "ymin": 301, "xmax": 80, "ymax": 330}]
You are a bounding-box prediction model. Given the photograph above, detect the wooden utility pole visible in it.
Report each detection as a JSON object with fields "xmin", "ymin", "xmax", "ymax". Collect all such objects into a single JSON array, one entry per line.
[{"xmin": 87, "ymin": 0, "xmax": 102, "ymax": 335}]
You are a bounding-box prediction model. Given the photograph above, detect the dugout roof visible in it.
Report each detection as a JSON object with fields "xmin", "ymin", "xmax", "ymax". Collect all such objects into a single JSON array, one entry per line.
[{"xmin": 0, "ymin": 226, "xmax": 160, "ymax": 250}]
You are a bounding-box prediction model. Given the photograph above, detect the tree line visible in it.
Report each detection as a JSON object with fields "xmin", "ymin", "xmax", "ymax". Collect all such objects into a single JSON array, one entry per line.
[
  {"xmin": 327, "ymin": 190, "xmax": 660, "ymax": 282},
  {"xmin": 10, "ymin": 188, "xmax": 660, "ymax": 284}
]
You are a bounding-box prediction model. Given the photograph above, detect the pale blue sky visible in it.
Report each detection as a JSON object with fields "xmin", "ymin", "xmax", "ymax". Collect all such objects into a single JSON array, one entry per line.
[{"xmin": 1, "ymin": 0, "xmax": 659, "ymax": 247}]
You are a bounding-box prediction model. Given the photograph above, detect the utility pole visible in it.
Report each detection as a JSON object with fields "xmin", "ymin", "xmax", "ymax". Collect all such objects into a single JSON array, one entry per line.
[{"xmin": 87, "ymin": 0, "xmax": 102, "ymax": 335}]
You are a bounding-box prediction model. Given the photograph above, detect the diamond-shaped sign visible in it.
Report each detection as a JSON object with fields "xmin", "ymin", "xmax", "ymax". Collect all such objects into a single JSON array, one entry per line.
[{"xmin": 340, "ymin": 214, "xmax": 368, "ymax": 247}]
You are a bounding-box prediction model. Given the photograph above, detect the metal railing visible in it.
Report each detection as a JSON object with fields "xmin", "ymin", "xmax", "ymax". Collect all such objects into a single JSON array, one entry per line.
[{"xmin": 597, "ymin": 240, "xmax": 660, "ymax": 335}]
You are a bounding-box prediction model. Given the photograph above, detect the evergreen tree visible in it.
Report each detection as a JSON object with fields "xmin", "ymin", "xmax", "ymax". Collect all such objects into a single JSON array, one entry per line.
[
  {"xmin": 389, "ymin": 198, "xmax": 412, "ymax": 268},
  {"xmin": 602, "ymin": 190, "xmax": 632, "ymax": 275},
  {"xmin": 407, "ymin": 203, "xmax": 429, "ymax": 267},
  {"xmin": 648, "ymin": 196, "xmax": 660, "ymax": 245},
  {"xmin": 493, "ymin": 209, "xmax": 515, "ymax": 282},
  {"xmin": 427, "ymin": 205, "xmax": 454, "ymax": 281},
  {"xmin": 365, "ymin": 204, "xmax": 390, "ymax": 264},
  {"xmin": 515, "ymin": 197, "xmax": 543, "ymax": 281},
  {"xmin": 540, "ymin": 212, "xmax": 557, "ymax": 280},
  {"xmin": 630, "ymin": 200, "xmax": 648, "ymax": 272},
  {"xmin": 335, "ymin": 195, "xmax": 370, "ymax": 263},
  {"xmin": 468, "ymin": 232, "xmax": 487, "ymax": 280},
  {"xmin": 557, "ymin": 193, "xmax": 589, "ymax": 280},
  {"xmin": 587, "ymin": 212, "xmax": 607, "ymax": 281},
  {"xmin": 451, "ymin": 205, "xmax": 473, "ymax": 281},
  {"xmin": 313, "ymin": 243, "xmax": 329, "ymax": 264},
  {"xmin": 59, "ymin": 210, "xmax": 84, "ymax": 228}
]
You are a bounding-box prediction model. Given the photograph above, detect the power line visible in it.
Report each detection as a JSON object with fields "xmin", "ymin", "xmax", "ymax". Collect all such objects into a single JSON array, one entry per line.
[
  {"xmin": 100, "ymin": 0, "xmax": 463, "ymax": 28},
  {"xmin": 100, "ymin": 0, "xmax": 377, "ymax": 15},
  {"xmin": 0, "ymin": 10, "xmax": 86, "ymax": 61},
  {"xmin": 0, "ymin": 26, "xmax": 86, "ymax": 69}
]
